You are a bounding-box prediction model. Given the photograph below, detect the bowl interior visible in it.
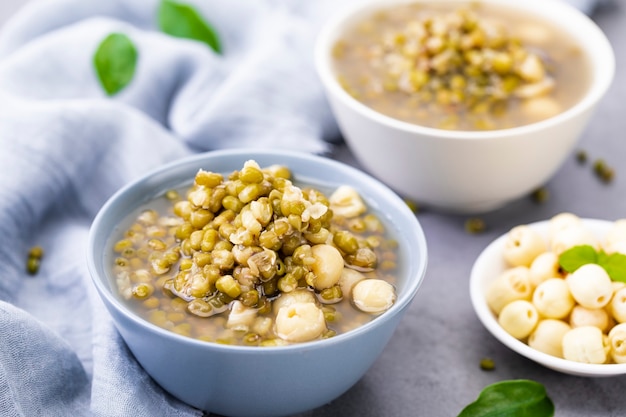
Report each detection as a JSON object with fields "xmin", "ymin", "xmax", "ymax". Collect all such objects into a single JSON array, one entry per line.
[
  {"xmin": 88, "ymin": 148, "xmax": 428, "ymax": 350},
  {"xmin": 469, "ymin": 218, "xmax": 626, "ymax": 377},
  {"xmin": 315, "ymin": 0, "xmax": 615, "ymax": 139}
]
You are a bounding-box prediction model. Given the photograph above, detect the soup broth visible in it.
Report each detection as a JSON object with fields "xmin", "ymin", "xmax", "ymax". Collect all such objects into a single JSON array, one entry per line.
[
  {"xmin": 107, "ymin": 161, "xmax": 400, "ymax": 346},
  {"xmin": 332, "ymin": 1, "xmax": 591, "ymax": 131}
]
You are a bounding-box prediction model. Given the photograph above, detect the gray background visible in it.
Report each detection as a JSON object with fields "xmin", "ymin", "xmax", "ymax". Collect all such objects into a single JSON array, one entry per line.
[{"xmin": 2, "ymin": 1, "xmax": 626, "ymax": 416}]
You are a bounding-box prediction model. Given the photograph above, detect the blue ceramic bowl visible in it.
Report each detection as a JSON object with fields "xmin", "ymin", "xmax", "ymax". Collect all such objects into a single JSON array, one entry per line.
[{"xmin": 87, "ymin": 149, "xmax": 428, "ymax": 417}]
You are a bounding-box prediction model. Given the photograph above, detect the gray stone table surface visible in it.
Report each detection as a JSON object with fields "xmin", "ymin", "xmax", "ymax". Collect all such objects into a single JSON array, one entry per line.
[{"xmin": 296, "ymin": 2, "xmax": 626, "ymax": 416}]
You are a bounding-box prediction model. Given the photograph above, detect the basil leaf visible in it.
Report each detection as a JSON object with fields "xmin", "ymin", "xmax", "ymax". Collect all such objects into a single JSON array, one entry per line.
[
  {"xmin": 93, "ymin": 33, "xmax": 138, "ymax": 96},
  {"xmin": 458, "ymin": 380, "xmax": 554, "ymax": 417},
  {"xmin": 158, "ymin": 0, "xmax": 222, "ymax": 54},
  {"xmin": 599, "ymin": 252, "xmax": 626, "ymax": 282},
  {"xmin": 559, "ymin": 245, "xmax": 626, "ymax": 282},
  {"xmin": 559, "ymin": 245, "xmax": 598, "ymax": 273}
]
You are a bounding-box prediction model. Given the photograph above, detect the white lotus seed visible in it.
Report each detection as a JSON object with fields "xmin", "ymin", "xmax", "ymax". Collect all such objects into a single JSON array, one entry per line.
[
  {"xmin": 604, "ymin": 219, "xmax": 626, "ymax": 254},
  {"xmin": 608, "ymin": 322, "xmax": 626, "ymax": 364},
  {"xmin": 569, "ymin": 305, "xmax": 611, "ymax": 332},
  {"xmin": 338, "ymin": 268, "xmax": 366, "ymax": 298},
  {"xmin": 548, "ymin": 212, "xmax": 582, "ymax": 243},
  {"xmin": 486, "ymin": 266, "xmax": 533, "ymax": 315},
  {"xmin": 607, "ymin": 240, "xmax": 626, "ymax": 255},
  {"xmin": 310, "ymin": 244, "xmax": 344, "ymax": 290},
  {"xmin": 251, "ymin": 316, "xmax": 273, "ymax": 336},
  {"xmin": 566, "ymin": 264, "xmax": 613, "ymax": 309},
  {"xmin": 532, "ymin": 278, "xmax": 575, "ymax": 319},
  {"xmin": 275, "ymin": 302, "xmax": 326, "ymax": 343},
  {"xmin": 352, "ymin": 279, "xmax": 396, "ymax": 314},
  {"xmin": 612, "ymin": 281, "xmax": 626, "ymax": 293},
  {"xmin": 226, "ymin": 300, "xmax": 258, "ymax": 332},
  {"xmin": 498, "ymin": 300, "xmax": 539, "ymax": 340},
  {"xmin": 272, "ymin": 289, "xmax": 317, "ymax": 314},
  {"xmin": 502, "ymin": 225, "xmax": 547, "ymax": 267},
  {"xmin": 487, "ymin": 214, "xmax": 626, "ymax": 365},
  {"xmin": 551, "ymin": 225, "xmax": 599, "ymax": 256},
  {"xmin": 562, "ymin": 326, "xmax": 609, "ymax": 364},
  {"xmin": 528, "ymin": 319, "xmax": 571, "ymax": 358},
  {"xmin": 329, "ymin": 185, "xmax": 366, "ymax": 218},
  {"xmin": 609, "ymin": 287, "xmax": 626, "ymax": 323},
  {"xmin": 529, "ymin": 251, "xmax": 562, "ymax": 287}
]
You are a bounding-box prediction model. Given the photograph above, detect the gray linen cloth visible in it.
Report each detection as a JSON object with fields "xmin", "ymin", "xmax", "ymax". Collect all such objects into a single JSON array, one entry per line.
[{"xmin": 0, "ymin": 0, "xmax": 599, "ymax": 416}]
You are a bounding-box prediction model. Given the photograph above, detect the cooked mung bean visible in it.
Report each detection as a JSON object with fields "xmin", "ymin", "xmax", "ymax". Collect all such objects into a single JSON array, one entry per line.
[
  {"xmin": 110, "ymin": 160, "xmax": 400, "ymax": 346},
  {"xmin": 332, "ymin": 1, "xmax": 590, "ymax": 130}
]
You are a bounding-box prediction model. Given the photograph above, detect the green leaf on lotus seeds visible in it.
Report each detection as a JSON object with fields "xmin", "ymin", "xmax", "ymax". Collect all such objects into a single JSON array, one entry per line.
[
  {"xmin": 93, "ymin": 33, "xmax": 138, "ymax": 96},
  {"xmin": 598, "ymin": 252, "xmax": 626, "ymax": 282},
  {"xmin": 458, "ymin": 379, "xmax": 554, "ymax": 417},
  {"xmin": 558, "ymin": 245, "xmax": 598, "ymax": 273},
  {"xmin": 559, "ymin": 245, "xmax": 626, "ymax": 282},
  {"xmin": 158, "ymin": 0, "xmax": 222, "ymax": 54}
]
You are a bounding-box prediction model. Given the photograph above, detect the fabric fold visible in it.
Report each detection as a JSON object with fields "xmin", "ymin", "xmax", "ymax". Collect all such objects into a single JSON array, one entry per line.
[{"xmin": 0, "ymin": 302, "xmax": 91, "ymax": 417}]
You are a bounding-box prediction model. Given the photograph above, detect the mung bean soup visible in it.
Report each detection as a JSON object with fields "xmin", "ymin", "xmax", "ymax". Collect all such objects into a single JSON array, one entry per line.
[
  {"xmin": 109, "ymin": 160, "xmax": 399, "ymax": 346},
  {"xmin": 332, "ymin": 1, "xmax": 591, "ymax": 130}
]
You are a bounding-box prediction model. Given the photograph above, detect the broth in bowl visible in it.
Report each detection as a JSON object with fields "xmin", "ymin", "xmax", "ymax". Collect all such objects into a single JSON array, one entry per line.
[
  {"xmin": 332, "ymin": 1, "xmax": 591, "ymax": 131},
  {"xmin": 108, "ymin": 160, "xmax": 400, "ymax": 346}
]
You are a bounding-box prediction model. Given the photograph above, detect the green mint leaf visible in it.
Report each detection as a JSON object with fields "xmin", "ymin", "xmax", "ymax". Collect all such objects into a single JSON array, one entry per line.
[
  {"xmin": 599, "ymin": 251, "xmax": 626, "ymax": 282},
  {"xmin": 158, "ymin": 0, "xmax": 222, "ymax": 54},
  {"xmin": 93, "ymin": 33, "xmax": 138, "ymax": 96},
  {"xmin": 458, "ymin": 380, "xmax": 554, "ymax": 417},
  {"xmin": 558, "ymin": 245, "xmax": 598, "ymax": 273},
  {"xmin": 559, "ymin": 246, "xmax": 626, "ymax": 282}
]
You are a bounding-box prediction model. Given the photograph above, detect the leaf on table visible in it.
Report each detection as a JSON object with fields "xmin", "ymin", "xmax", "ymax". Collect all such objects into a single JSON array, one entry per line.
[
  {"xmin": 158, "ymin": 0, "xmax": 222, "ymax": 54},
  {"xmin": 458, "ymin": 379, "xmax": 554, "ymax": 417},
  {"xmin": 93, "ymin": 33, "xmax": 138, "ymax": 96}
]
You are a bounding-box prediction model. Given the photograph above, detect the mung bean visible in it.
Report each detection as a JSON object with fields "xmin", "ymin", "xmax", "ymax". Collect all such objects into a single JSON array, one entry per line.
[{"xmin": 111, "ymin": 160, "xmax": 400, "ymax": 346}]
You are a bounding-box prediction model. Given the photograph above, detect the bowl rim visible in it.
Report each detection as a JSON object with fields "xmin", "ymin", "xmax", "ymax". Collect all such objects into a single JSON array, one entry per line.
[
  {"xmin": 314, "ymin": 0, "xmax": 616, "ymax": 141},
  {"xmin": 469, "ymin": 217, "xmax": 626, "ymax": 377},
  {"xmin": 87, "ymin": 148, "xmax": 428, "ymax": 352}
]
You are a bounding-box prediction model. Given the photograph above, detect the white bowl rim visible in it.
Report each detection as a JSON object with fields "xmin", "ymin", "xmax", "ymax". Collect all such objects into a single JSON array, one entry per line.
[
  {"xmin": 315, "ymin": 0, "xmax": 616, "ymax": 141},
  {"xmin": 87, "ymin": 148, "xmax": 429, "ymax": 353},
  {"xmin": 469, "ymin": 217, "xmax": 626, "ymax": 377}
]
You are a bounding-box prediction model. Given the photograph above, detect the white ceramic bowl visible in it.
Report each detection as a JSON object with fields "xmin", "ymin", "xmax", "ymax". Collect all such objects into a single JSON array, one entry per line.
[
  {"xmin": 470, "ymin": 218, "xmax": 626, "ymax": 377},
  {"xmin": 315, "ymin": 0, "xmax": 615, "ymax": 213},
  {"xmin": 87, "ymin": 149, "xmax": 428, "ymax": 416}
]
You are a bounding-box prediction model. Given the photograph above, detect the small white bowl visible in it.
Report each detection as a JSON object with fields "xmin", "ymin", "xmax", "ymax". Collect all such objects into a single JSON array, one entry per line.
[
  {"xmin": 315, "ymin": 0, "xmax": 615, "ymax": 213},
  {"xmin": 470, "ymin": 218, "xmax": 626, "ymax": 377}
]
